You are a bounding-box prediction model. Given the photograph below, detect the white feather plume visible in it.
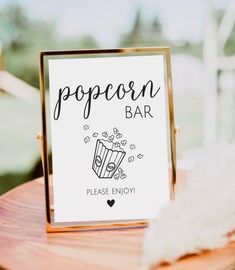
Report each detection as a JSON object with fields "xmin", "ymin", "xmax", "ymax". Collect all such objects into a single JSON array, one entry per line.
[{"xmin": 141, "ymin": 144, "xmax": 235, "ymax": 270}]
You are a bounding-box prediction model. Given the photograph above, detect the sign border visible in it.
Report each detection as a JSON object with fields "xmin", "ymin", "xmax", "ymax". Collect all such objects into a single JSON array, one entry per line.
[{"xmin": 39, "ymin": 47, "xmax": 176, "ymax": 233}]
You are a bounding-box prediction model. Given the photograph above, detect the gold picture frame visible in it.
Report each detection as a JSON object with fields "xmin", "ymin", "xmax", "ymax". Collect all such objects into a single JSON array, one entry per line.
[{"xmin": 39, "ymin": 47, "xmax": 177, "ymax": 233}]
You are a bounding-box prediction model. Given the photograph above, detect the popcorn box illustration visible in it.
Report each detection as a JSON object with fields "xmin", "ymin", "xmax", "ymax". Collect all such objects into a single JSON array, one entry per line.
[{"xmin": 92, "ymin": 139, "xmax": 126, "ymax": 178}]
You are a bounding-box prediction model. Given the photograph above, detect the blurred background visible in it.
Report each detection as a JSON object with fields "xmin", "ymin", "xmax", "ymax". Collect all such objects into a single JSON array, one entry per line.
[{"xmin": 0, "ymin": 0, "xmax": 234, "ymax": 195}]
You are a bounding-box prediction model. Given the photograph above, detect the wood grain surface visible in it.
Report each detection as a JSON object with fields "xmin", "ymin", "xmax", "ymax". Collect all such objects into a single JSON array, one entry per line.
[{"xmin": 0, "ymin": 176, "xmax": 235, "ymax": 270}]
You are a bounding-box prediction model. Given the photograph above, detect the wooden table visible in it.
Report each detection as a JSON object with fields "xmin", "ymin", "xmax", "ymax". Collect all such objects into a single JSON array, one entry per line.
[{"xmin": 0, "ymin": 177, "xmax": 235, "ymax": 270}]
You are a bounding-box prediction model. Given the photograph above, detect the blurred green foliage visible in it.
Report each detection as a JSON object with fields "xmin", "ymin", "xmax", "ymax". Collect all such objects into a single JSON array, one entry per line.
[
  {"xmin": 0, "ymin": 4, "xmax": 98, "ymax": 88},
  {"xmin": 119, "ymin": 10, "xmax": 202, "ymax": 57}
]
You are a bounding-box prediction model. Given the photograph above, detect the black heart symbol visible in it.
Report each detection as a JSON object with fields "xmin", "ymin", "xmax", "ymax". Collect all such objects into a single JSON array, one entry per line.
[{"xmin": 107, "ymin": 199, "xmax": 115, "ymax": 207}]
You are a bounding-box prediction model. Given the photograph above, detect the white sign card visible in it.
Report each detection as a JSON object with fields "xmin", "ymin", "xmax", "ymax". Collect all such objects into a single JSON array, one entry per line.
[{"xmin": 40, "ymin": 48, "xmax": 176, "ymax": 230}]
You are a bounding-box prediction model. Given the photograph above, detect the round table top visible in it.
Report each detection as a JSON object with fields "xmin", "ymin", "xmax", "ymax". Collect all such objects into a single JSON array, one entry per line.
[{"xmin": 0, "ymin": 176, "xmax": 235, "ymax": 270}]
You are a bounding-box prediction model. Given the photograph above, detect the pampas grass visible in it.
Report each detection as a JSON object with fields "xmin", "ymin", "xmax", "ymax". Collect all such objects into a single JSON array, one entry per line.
[{"xmin": 141, "ymin": 144, "xmax": 235, "ymax": 270}]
